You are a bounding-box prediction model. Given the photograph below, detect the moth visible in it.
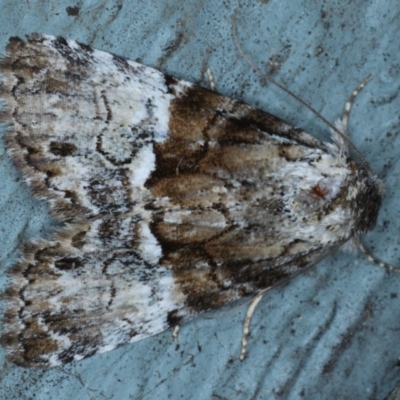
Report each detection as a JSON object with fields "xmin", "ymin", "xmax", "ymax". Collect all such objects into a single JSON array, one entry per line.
[{"xmin": 0, "ymin": 33, "xmax": 386, "ymax": 367}]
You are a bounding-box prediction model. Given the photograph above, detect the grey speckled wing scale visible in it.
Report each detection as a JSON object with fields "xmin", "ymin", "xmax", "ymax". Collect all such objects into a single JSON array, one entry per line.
[{"xmin": 0, "ymin": 34, "xmax": 383, "ymax": 367}]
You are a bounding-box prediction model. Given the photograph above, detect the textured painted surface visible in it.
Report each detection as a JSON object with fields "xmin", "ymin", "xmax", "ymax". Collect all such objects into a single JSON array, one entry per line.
[{"xmin": 0, "ymin": 0, "xmax": 399, "ymax": 399}]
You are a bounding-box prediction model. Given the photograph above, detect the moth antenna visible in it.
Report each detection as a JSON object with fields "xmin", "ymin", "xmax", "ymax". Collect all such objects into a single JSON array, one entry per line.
[
  {"xmin": 355, "ymin": 236, "xmax": 399, "ymax": 273},
  {"xmin": 341, "ymin": 75, "xmax": 372, "ymax": 133},
  {"xmin": 339, "ymin": 74, "xmax": 373, "ymax": 156},
  {"xmin": 231, "ymin": 14, "xmax": 373, "ymax": 174}
]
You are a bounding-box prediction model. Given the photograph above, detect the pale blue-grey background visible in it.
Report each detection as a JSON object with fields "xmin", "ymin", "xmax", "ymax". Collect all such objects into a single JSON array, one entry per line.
[{"xmin": 1, "ymin": 1, "xmax": 400, "ymax": 399}]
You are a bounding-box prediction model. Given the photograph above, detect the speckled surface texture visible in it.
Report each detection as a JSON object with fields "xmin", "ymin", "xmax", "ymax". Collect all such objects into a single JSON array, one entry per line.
[{"xmin": 0, "ymin": 1, "xmax": 400, "ymax": 399}]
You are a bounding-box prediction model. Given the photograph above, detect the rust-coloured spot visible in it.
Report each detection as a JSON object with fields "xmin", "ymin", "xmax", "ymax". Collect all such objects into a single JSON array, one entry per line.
[{"xmin": 310, "ymin": 184, "xmax": 329, "ymax": 199}]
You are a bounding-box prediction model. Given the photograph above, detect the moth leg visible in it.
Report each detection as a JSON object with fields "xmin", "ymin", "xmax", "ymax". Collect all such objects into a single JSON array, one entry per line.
[
  {"xmin": 172, "ymin": 325, "xmax": 180, "ymax": 342},
  {"xmin": 205, "ymin": 68, "xmax": 216, "ymax": 91},
  {"xmin": 240, "ymin": 292, "xmax": 265, "ymax": 360}
]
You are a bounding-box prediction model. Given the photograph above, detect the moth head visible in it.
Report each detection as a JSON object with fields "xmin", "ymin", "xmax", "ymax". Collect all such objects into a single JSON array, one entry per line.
[{"xmin": 353, "ymin": 169, "xmax": 384, "ymax": 233}]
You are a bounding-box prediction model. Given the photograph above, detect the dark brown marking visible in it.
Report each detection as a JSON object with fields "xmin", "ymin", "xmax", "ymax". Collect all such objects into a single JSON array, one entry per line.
[
  {"xmin": 49, "ymin": 141, "xmax": 77, "ymax": 157},
  {"xmin": 54, "ymin": 257, "xmax": 84, "ymax": 271},
  {"xmin": 66, "ymin": 6, "xmax": 80, "ymax": 16}
]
